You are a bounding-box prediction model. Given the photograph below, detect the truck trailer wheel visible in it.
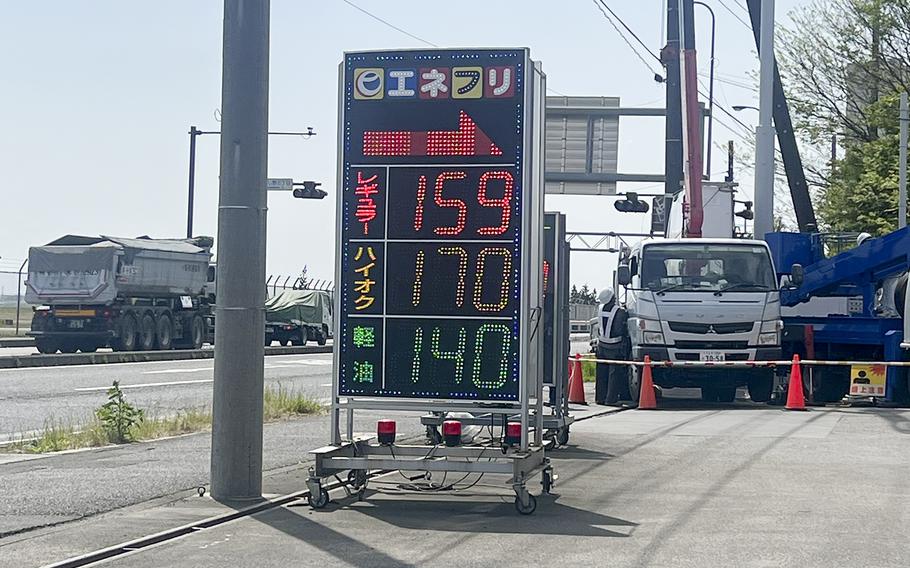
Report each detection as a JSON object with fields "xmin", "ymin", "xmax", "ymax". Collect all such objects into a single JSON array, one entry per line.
[
  {"xmin": 35, "ymin": 338, "xmax": 59, "ymax": 354},
  {"xmin": 138, "ymin": 314, "xmax": 156, "ymax": 351},
  {"xmin": 113, "ymin": 314, "xmax": 138, "ymax": 352},
  {"xmin": 156, "ymin": 314, "xmax": 173, "ymax": 350}
]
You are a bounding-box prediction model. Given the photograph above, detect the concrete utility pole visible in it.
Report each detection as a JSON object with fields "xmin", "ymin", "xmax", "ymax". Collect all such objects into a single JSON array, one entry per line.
[
  {"xmin": 210, "ymin": 0, "xmax": 270, "ymax": 501},
  {"xmin": 753, "ymin": 0, "xmax": 776, "ymax": 239},
  {"xmin": 663, "ymin": 0, "xmax": 683, "ymax": 197},
  {"xmin": 900, "ymin": 92, "xmax": 908, "ymax": 229}
]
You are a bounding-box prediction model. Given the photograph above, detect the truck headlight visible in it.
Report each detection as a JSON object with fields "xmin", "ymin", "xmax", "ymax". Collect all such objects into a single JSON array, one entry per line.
[
  {"xmin": 760, "ymin": 320, "xmax": 783, "ymax": 333},
  {"xmin": 642, "ymin": 331, "xmax": 665, "ymax": 345},
  {"xmin": 758, "ymin": 332, "xmax": 779, "ymax": 345}
]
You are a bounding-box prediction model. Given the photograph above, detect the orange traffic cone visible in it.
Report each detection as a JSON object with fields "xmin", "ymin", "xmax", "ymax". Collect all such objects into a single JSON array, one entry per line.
[
  {"xmin": 637, "ymin": 356, "xmax": 658, "ymax": 409},
  {"xmin": 568, "ymin": 353, "xmax": 587, "ymax": 405},
  {"xmin": 785, "ymin": 354, "xmax": 807, "ymax": 411}
]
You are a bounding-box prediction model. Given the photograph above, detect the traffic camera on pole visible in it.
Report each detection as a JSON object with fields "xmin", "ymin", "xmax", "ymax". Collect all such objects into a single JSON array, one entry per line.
[
  {"xmin": 293, "ymin": 181, "xmax": 327, "ymax": 199},
  {"xmin": 614, "ymin": 192, "xmax": 650, "ymax": 213}
]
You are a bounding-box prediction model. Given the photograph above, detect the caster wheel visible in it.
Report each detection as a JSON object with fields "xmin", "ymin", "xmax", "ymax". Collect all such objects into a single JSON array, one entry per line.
[
  {"xmin": 427, "ymin": 426, "xmax": 442, "ymax": 445},
  {"xmin": 541, "ymin": 468, "xmax": 555, "ymax": 494},
  {"xmin": 514, "ymin": 493, "xmax": 537, "ymax": 515},
  {"xmin": 556, "ymin": 426, "xmax": 569, "ymax": 447},
  {"xmin": 308, "ymin": 488, "xmax": 330, "ymax": 509},
  {"xmin": 347, "ymin": 469, "xmax": 368, "ymax": 489}
]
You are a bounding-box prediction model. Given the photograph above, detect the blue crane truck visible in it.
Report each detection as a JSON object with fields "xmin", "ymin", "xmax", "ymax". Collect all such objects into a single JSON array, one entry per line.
[{"xmin": 768, "ymin": 229, "xmax": 910, "ymax": 404}]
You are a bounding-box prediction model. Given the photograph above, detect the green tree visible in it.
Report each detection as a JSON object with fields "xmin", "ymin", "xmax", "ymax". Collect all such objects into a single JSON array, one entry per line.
[{"xmin": 777, "ymin": 0, "xmax": 910, "ymax": 233}]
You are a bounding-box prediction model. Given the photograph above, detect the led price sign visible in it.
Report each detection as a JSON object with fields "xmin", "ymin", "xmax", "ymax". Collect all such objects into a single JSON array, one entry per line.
[{"xmin": 336, "ymin": 49, "xmax": 532, "ymax": 401}]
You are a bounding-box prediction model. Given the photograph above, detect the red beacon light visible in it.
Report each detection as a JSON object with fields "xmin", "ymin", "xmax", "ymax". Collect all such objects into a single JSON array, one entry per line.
[
  {"xmin": 505, "ymin": 422, "xmax": 522, "ymax": 446},
  {"xmin": 442, "ymin": 420, "xmax": 462, "ymax": 447},
  {"xmin": 377, "ymin": 419, "xmax": 396, "ymax": 445}
]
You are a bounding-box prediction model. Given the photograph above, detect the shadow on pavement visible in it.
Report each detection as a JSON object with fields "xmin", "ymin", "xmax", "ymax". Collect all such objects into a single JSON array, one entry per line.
[
  {"xmin": 251, "ymin": 505, "xmax": 420, "ymax": 568},
  {"xmin": 322, "ymin": 492, "xmax": 637, "ymax": 538}
]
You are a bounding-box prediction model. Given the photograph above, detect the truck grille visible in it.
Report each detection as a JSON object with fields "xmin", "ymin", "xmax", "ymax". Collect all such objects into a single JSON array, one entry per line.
[
  {"xmin": 674, "ymin": 340, "xmax": 749, "ymax": 350},
  {"xmin": 668, "ymin": 321, "xmax": 755, "ymax": 334}
]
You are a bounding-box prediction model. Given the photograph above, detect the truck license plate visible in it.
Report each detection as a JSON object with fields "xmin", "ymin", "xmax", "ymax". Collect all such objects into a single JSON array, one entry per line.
[
  {"xmin": 67, "ymin": 320, "xmax": 85, "ymax": 329},
  {"xmin": 700, "ymin": 351, "xmax": 725, "ymax": 362}
]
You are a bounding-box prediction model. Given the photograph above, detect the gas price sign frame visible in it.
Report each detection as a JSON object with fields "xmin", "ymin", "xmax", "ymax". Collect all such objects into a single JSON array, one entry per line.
[
  {"xmin": 312, "ymin": 48, "xmax": 551, "ymax": 515},
  {"xmin": 331, "ymin": 48, "xmax": 543, "ymax": 418}
]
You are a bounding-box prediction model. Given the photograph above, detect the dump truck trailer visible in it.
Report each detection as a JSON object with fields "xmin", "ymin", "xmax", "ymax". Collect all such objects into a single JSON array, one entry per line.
[{"xmin": 25, "ymin": 235, "xmax": 214, "ymax": 353}]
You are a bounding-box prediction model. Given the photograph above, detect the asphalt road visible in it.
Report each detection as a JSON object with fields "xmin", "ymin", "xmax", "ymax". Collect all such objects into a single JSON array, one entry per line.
[
  {"xmin": 63, "ymin": 400, "xmax": 910, "ymax": 568},
  {"xmin": 0, "ymin": 353, "xmax": 335, "ymax": 441}
]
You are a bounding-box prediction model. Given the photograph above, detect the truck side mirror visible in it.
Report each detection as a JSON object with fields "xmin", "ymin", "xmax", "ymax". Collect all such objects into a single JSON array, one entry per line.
[
  {"xmin": 617, "ymin": 264, "xmax": 632, "ymax": 287},
  {"xmin": 790, "ymin": 263, "xmax": 804, "ymax": 287}
]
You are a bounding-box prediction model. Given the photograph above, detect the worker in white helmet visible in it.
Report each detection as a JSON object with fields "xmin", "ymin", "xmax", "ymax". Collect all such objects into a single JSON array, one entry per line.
[{"xmin": 592, "ymin": 287, "xmax": 629, "ymax": 405}]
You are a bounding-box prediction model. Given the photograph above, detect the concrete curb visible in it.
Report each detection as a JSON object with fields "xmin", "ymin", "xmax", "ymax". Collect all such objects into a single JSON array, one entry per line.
[{"xmin": 0, "ymin": 345, "xmax": 332, "ymax": 369}]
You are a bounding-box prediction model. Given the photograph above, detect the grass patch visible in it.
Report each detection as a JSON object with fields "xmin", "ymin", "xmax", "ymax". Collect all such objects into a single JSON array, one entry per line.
[
  {"xmin": 4, "ymin": 384, "xmax": 323, "ymax": 454},
  {"xmin": 264, "ymin": 383, "xmax": 325, "ymax": 419},
  {"xmin": 581, "ymin": 360, "xmax": 596, "ymax": 382}
]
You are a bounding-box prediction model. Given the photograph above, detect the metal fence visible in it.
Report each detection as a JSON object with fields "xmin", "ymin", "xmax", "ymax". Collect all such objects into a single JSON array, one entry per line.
[{"xmin": 265, "ymin": 274, "xmax": 334, "ymax": 298}]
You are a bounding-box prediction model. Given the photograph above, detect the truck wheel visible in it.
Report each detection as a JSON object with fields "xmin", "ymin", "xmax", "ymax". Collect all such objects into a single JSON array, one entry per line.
[
  {"xmin": 701, "ymin": 387, "xmax": 718, "ymax": 402},
  {"xmin": 815, "ymin": 367, "xmax": 850, "ymax": 403},
  {"xmin": 59, "ymin": 342, "xmax": 78, "ymax": 354},
  {"xmin": 747, "ymin": 371, "xmax": 774, "ymax": 403},
  {"xmin": 156, "ymin": 314, "xmax": 174, "ymax": 350},
  {"xmin": 627, "ymin": 365, "xmax": 642, "ymax": 404},
  {"xmin": 716, "ymin": 386, "xmax": 737, "ymax": 403},
  {"xmin": 190, "ymin": 315, "xmax": 205, "ymax": 349},
  {"xmin": 113, "ymin": 314, "xmax": 138, "ymax": 352},
  {"xmin": 317, "ymin": 326, "xmax": 328, "ymax": 346},
  {"xmin": 138, "ymin": 314, "xmax": 156, "ymax": 351},
  {"xmin": 35, "ymin": 338, "xmax": 59, "ymax": 354}
]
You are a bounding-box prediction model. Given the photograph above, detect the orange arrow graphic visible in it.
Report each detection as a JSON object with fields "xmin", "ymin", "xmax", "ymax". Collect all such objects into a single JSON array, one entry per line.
[{"xmin": 362, "ymin": 110, "xmax": 504, "ymax": 157}]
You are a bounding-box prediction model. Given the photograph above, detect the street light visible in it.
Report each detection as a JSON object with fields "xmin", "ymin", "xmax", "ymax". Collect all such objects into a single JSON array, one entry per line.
[
  {"xmin": 186, "ymin": 126, "xmax": 317, "ymax": 238},
  {"xmin": 732, "ymin": 105, "xmax": 760, "ymax": 113}
]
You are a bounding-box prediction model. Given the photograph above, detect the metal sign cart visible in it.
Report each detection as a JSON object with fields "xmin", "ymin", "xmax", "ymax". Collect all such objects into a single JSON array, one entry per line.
[{"xmin": 307, "ymin": 48, "xmax": 551, "ymax": 514}]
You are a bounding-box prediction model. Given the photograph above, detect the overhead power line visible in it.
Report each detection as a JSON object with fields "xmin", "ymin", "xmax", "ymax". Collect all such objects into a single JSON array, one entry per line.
[
  {"xmin": 592, "ymin": 0, "xmax": 662, "ymax": 65},
  {"xmin": 590, "ymin": 0, "xmax": 662, "ymax": 76},
  {"xmin": 716, "ymin": 0, "xmax": 752, "ymax": 30},
  {"xmin": 341, "ymin": 0, "xmax": 437, "ymax": 47}
]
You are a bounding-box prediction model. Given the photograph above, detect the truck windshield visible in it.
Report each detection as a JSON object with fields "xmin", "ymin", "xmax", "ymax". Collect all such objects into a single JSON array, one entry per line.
[{"xmin": 640, "ymin": 244, "xmax": 776, "ymax": 292}]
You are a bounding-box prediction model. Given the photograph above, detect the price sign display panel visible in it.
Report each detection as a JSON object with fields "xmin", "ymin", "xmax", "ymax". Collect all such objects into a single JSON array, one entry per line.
[{"xmin": 335, "ymin": 49, "xmax": 537, "ymax": 402}]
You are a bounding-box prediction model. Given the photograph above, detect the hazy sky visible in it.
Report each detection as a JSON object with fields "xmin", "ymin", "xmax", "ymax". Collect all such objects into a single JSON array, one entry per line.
[{"xmin": 0, "ymin": 0, "xmax": 810, "ymax": 295}]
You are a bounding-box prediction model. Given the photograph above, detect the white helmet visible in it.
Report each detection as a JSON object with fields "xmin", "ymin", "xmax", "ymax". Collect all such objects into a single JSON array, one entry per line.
[{"xmin": 598, "ymin": 287, "xmax": 614, "ymax": 305}]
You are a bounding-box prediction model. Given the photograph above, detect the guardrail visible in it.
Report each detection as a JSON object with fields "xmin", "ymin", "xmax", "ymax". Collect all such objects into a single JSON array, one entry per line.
[
  {"xmin": 0, "ymin": 337, "xmax": 34, "ymax": 348},
  {"xmin": 0, "ymin": 345, "xmax": 332, "ymax": 370}
]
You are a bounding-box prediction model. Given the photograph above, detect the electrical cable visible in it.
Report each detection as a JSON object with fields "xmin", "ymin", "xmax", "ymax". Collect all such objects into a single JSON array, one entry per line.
[
  {"xmin": 716, "ymin": 0, "xmax": 753, "ymax": 30},
  {"xmin": 590, "ymin": 0, "xmax": 663, "ymax": 76},
  {"xmin": 341, "ymin": 0, "xmax": 437, "ymax": 47}
]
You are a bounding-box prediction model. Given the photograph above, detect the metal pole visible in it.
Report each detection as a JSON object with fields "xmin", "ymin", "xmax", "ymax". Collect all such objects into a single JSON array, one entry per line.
[
  {"xmin": 899, "ymin": 92, "xmax": 908, "ymax": 229},
  {"xmin": 694, "ymin": 1, "xmax": 716, "ymax": 179},
  {"xmin": 726, "ymin": 140, "xmax": 734, "ymax": 182},
  {"xmin": 679, "ymin": 0, "xmax": 704, "ymax": 237},
  {"xmin": 187, "ymin": 126, "xmax": 198, "ymax": 239},
  {"xmin": 210, "ymin": 0, "xmax": 270, "ymax": 501},
  {"xmin": 663, "ymin": 0, "xmax": 683, "ymax": 196},
  {"xmin": 15, "ymin": 259, "xmax": 27, "ymax": 335},
  {"xmin": 753, "ymin": 0, "xmax": 777, "ymax": 239}
]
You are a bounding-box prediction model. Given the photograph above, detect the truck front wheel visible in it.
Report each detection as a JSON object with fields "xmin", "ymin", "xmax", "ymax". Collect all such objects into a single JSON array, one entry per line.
[
  {"xmin": 190, "ymin": 316, "xmax": 205, "ymax": 349},
  {"xmin": 317, "ymin": 326, "xmax": 328, "ymax": 346},
  {"xmin": 747, "ymin": 371, "xmax": 774, "ymax": 403},
  {"xmin": 628, "ymin": 365, "xmax": 642, "ymax": 404}
]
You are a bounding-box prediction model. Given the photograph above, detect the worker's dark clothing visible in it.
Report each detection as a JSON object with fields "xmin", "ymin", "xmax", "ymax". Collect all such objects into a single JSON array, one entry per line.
[{"xmin": 593, "ymin": 299, "xmax": 628, "ymax": 404}]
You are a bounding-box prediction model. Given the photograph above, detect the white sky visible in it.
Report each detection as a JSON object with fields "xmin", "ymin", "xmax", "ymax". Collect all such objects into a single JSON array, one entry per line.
[{"xmin": 0, "ymin": 0, "xmax": 811, "ymax": 296}]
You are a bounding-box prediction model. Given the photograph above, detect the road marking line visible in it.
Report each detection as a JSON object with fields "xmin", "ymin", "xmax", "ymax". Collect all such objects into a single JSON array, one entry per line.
[
  {"xmin": 143, "ymin": 367, "xmax": 213, "ymax": 375},
  {"xmin": 75, "ymin": 379, "xmax": 214, "ymax": 392}
]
